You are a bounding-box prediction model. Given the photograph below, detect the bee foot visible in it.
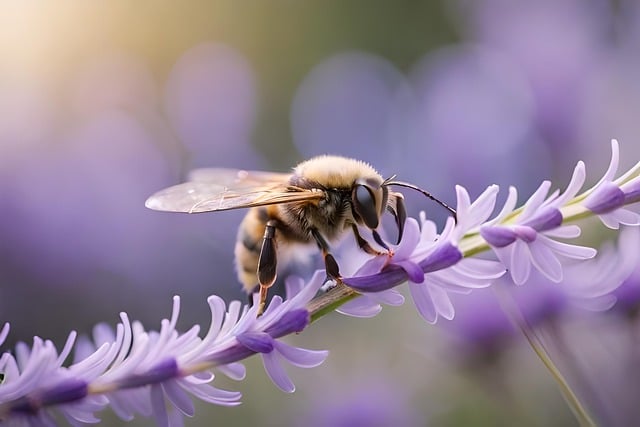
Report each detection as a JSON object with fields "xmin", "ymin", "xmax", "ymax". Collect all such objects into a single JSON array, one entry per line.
[{"xmin": 320, "ymin": 276, "xmax": 342, "ymax": 292}]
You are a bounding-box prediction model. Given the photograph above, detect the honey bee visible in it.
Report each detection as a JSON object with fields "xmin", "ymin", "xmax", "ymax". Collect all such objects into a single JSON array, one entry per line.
[{"xmin": 145, "ymin": 155, "xmax": 455, "ymax": 314}]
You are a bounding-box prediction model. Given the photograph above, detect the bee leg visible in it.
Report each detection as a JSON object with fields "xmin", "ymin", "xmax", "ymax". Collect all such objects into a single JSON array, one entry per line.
[
  {"xmin": 256, "ymin": 221, "xmax": 278, "ymax": 316},
  {"xmin": 351, "ymin": 224, "xmax": 385, "ymax": 256},
  {"xmin": 311, "ymin": 229, "xmax": 341, "ymax": 288},
  {"xmin": 386, "ymin": 191, "xmax": 407, "ymax": 244},
  {"xmin": 372, "ymin": 230, "xmax": 392, "ymax": 255},
  {"xmin": 247, "ymin": 285, "xmax": 259, "ymax": 306}
]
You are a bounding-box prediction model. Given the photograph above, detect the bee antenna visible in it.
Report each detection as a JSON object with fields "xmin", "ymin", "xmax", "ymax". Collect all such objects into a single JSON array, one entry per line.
[{"xmin": 386, "ymin": 180, "xmax": 457, "ymax": 221}]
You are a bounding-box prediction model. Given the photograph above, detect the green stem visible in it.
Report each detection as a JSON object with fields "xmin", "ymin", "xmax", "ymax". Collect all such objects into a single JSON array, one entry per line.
[
  {"xmin": 494, "ymin": 286, "xmax": 597, "ymax": 427},
  {"xmin": 307, "ymin": 282, "xmax": 358, "ymax": 322}
]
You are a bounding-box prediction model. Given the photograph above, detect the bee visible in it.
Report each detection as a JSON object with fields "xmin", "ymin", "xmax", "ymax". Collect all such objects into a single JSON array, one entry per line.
[{"xmin": 145, "ymin": 155, "xmax": 455, "ymax": 315}]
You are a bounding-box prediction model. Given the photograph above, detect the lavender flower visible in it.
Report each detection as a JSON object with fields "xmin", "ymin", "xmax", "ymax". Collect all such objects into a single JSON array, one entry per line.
[
  {"xmin": 344, "ymin": 208, "xmax": 504, "ymax": 323},
  {"xmin": 480, "ymin": 161, "xmax": 597, "ymax": 285},
  {"xmin": 560, "ymin": 226, "xmax": 640, "ymax": 311},
  {"xmin": 581, "ymin": 139, "xmax": 640, "ymax": 228}
]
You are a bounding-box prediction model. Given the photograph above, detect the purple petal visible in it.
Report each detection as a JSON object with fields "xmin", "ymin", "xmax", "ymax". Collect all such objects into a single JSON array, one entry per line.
[
  {"xmin": 151, "ymin": 384, "xmax": 169, "ymax": 427},
  {"xmin": 408, "ymin": 283, "xmax": 437, "ymax": 323},
  {"xmin": 455, "ymin": 184, "xmax": 499, "ymax": 235},
  {"xmin": 513, "ymin": 225, "xmax": 537, "ymax": 243},
  {"xmin": 529, "ymin": 240, "xmax": 563, "ymax": 282},
  {"xmin": 217, "ymin": 363, "xmax": 246, "ymax": 381},
  {"xmin": 262, "ymin": 352, "xmax": 295, "ymax": 393},
  {"xmin": 355, "ymin": 255, "xmax": 389, "ymax": 277},
  {"xmin": 480, "ymin": 226, "xmax": 517, "ymax": 247},
  {"xmin": 584, "ymin": 181, "xmax": 626, "ymax": 214},
  {"xmin": 264, "ymin": 309, "xmax": 310, "ymax": 338},
  {"xmin": 453, "ymin": 257, "xmax": 505, "ymax": 279},
  {"xmin": 207, "ymin": 343, "xmax": 255, "ymax": 366},
  {"xmin": 622, "ymin": 177, "xmax": 640, "ymax": 204},
  {"xmin": 273, "ymin": 341, "xmax": 328, "ymax": 368},
  {"xmin": 602, "ymin": 139, "xmax": 620, "ymax": 182},
  {"xmin": 236, "ymin": 332, "xmax": 274, "ymax": 354},
  {"xmin": 39, "ymin": 379, "xmax": 89, "ymax": 407},
  {"xmin": 522, "ymin": 207, "xmax": 562, "ymax": 232},
  {"xmin": 163, "ymin": 380, "xmax": 195, "ymax": 416},
  {"xmin": 538, "ymin": 235, "xmax": 597, "ymax": 259},
  {"xmin": 394, "ymin": 218, "xmax": 421, "ymax": 259},
  {"xmin": 344, "ymin": 265, "xmax": 408, "ymax": 292},
  {"xmin": 510, "ymin": 240, "xmax": 532, "ymax": 285},
  {"xmin": 186, "ymin": 383, "xmax": 242, "ymax": 406},
  {"xmin": 337, "ymin": 297, "xmax": 382, "ymax": 317},
  {"xmin": 455, "ymin": 185, "xmax": 472, "ymax": 216},
  {"xmin": 469, "ymin": 185, "xmax": 499, "ymax": 221},
  {"xmin": 118, "ymin": 358, "xmax": 179, "ymax": 389},
  {"xmin": 374, "ymin": 289, "xmax": 405, "ymax": 305},
  {"xmin": 428, "ymin": 285, "xmax": 455, "ymax": 320},
  {"xmin": 0, "ymin": 323, "xmax": 9, "ymax": 347},
  {"xmin": 396, "ymin": 260, "xmax": 424, "ymax": 283},
  {"xmin": 486, "ymin": 186, "xmax": 518, "ymax": 225},
  {"xmin": 544, "ymin": 225, "xmax": 581, "ymax": 239},
  {"xmin": 550, "ymin": 161, "xmax": 586, "ymax": 207},
  {"xmin": 61, "ymin": 404, "xmax": 102, "ymax": 424},
  {"xmin": 600, "ymin": 209, "xmax": 640, "ymax": 229},
  {"xmin": 419, "ymin": 243, "xmax": 463, "ymax": 273},
  {"xmin": 520, "ymin": 180, "xmax": 551, "ymax": 221},
  {"xmin": 284, "ymin": 276, "xmax": 305, "ymax": 299}
]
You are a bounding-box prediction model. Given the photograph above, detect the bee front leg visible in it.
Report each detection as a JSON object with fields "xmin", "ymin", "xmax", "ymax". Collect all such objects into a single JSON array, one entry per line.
[
  {"xmin": 257, "ymin": 220, "xmax": 278, "ymax": 316},
  {"xmin": 351, "ymin": 224, "xmax": 386, "ymax": 256}
]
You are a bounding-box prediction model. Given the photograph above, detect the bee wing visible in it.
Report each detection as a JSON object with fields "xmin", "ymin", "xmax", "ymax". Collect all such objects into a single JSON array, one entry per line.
[
  {"xmin": 188, "ymin": 168, "xmax": 292, "ymax": 189},
  {"xmin": 146, "ymin": 169, "xmax": 323, "ymax": 213}
]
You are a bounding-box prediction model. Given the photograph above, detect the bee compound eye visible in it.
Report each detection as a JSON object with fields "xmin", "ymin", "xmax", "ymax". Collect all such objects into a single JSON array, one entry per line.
[{"xmin": 354, "ymin": 185, "xmax": 379, "ymax": 229}]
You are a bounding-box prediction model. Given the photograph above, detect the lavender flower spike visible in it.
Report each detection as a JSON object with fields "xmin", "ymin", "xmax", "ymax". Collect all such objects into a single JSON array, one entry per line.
[
  {"xmin": 344, "ymin": 194, "xmax": 504, "ymax": 323},
  {"xmin": 0, "ymin": 278, "xmax": 329, "ymax": 425},
  {"xmin": 582, "ymin": 139, "xmax": 640, "ymax": 229},
  {"xmin": 480, "ymin": 161, "xmax": 597, "ymax": 285},
  {"xmin": 184, "ymin": 271, "xmax": 328, "ymax": 394}
]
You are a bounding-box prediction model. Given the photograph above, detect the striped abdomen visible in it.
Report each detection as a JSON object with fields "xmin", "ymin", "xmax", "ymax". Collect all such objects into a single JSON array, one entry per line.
[{"xmin": 234, "ymin": 204, "xmax": 312, "ymax": 293}]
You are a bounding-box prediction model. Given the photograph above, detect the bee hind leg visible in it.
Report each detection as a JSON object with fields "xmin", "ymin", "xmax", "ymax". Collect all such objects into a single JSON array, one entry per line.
[{"xmin": 256, "ymin": 221, "xmax": 278, "ymax": 315}]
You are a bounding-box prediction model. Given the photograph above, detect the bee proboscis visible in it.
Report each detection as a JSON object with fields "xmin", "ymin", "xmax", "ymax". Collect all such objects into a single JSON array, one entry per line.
[{"xmin": 145, "ymin": 155, "xmax": 455, "ymax": 315}]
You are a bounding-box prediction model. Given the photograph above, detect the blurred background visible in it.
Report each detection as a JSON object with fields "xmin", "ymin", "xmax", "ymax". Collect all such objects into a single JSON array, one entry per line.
[{"xmin": 1, "ymin": 0, "xmax": 640, "ymax": 425}]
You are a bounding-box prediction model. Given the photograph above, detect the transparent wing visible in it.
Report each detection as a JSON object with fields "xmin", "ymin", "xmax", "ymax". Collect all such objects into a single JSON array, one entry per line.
[
  {"xmin": 188, "ymin": 168, "xmax": 292, "ymax": 188},
  {"xmin": 145, "ymin": 169, "xmax": 323, "ymax": 213}
]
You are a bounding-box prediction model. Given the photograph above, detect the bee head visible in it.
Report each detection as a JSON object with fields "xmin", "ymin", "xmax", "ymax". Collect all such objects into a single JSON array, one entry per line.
[
  {"xmin": 352, "ymin": 177, "xmax": 387, "ymax": 230},
  {"xmin": 351, "ymin": 177, "xmax": 407, "ymax": 247}
]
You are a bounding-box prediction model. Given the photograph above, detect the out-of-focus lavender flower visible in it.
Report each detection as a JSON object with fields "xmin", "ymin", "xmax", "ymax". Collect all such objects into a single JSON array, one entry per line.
[
  {"xmin": 561, "ymin": 226, "xmax": 640, "ymax": 311},
  {"xmin": 0, "ymin": 45, "xmax": 269, "ymax": 332},
  {"xmin": 164, "ymin": 42, "xmax": 262, "ymax": 170},
  {"xmin": 445, "ymin": 224, "xmax": 640, "ymax": 373},
  {"xmin": 481, "ymin": 161, "xmax": 596, "ymax": 285},
  {"xmin": 443, "ymin": 287, "xmax": 517, "ymax": 364},
  {"xmin": 458, "ymin": 0, "xmax": 606, "ymax": 155},
  {"xmin": 299, "ymin": 378, "xmax": 424, "ymax": 427},
  {"xmin": 612, "ymin": 260, "xmax": 640, "ymax": 316},
  {"xmin": 291, "ymin": 52, "xmax": 411, "ymax": 174},
  {"xmin": 406, "ymin": 44, "xmax": 549, "ymax": 201}
]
